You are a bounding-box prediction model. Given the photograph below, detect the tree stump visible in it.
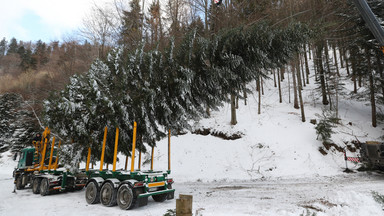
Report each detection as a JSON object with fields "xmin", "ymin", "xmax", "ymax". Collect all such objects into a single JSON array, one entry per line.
[{"xmin": 176, "ymin": 194, "xmax": 193, "ymax": 216}]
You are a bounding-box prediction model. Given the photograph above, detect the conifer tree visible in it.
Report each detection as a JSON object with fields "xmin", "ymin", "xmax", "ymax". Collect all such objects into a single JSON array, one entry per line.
[
  {"xmin": 0, "ymin": 38, "xmax": 6, "ymax": 57},
  {"xmin": 7, "ymin": 38, "xmax": 18, "ymax": 55},
  {"xmin": 120, "ymin": 0, "xmax": 143, "ymax": 50},
  {"xmin": 0, "ymin": 93, "xmax": 39, "ymax": 153}
]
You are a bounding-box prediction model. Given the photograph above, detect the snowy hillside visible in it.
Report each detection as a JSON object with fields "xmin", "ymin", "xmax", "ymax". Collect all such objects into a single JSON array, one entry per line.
[
  {"xmin": 1, "ymin": 59, "xmax": 384, "ymax": 215},
  {"xmin": 143, "ymin": 65, "xmax": 383, "ymax": 182}
]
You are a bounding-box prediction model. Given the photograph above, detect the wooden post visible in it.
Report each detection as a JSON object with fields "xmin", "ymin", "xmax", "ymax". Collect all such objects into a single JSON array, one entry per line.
[{"xmin": 176, "ymin": 194, "xmax": 193, "ymax": 216}]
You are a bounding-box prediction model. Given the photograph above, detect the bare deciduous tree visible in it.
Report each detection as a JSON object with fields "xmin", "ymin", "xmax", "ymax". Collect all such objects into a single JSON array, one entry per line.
[{"xmin": 79, "ymin": 2, "xmax": 120, "ymax": 59}]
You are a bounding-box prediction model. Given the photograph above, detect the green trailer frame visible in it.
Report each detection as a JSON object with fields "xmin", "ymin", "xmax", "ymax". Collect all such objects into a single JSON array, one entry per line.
[{"xmin": 84, "ymin": 122, "xmax": 175, "ymax": 210}]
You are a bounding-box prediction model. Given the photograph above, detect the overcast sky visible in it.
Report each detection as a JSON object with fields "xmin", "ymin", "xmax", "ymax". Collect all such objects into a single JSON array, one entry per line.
[{"xmin": 0, "ymin": 0, "xmax": 113, "ymax": 42}]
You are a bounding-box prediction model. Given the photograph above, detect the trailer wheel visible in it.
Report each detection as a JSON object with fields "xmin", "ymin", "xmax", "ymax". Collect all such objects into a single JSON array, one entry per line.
[
  {"xmin": 40, "ymin": 178, "xmax": 50, "ymax": 196},
  {"xmin": 100, "ymin": 181, "xmax": 117, "ymax": 207},
  {"xmin": 117, "ymin": 184, "xmax": 136, "ymax": 210},
  {"xmin": 85, "ymin": 181, "xmax": 100, "ymax": 204},
  {"xmin": 16, "ymin": 176, "xmax": 24, "ymax": 190},
  {"xmin": 21, "ymin": 174, "xmax": 28, "ymax": 187},
  {"xmin": 152, "ymin": 184, "xmax": 172, "ymax": 202},
  {"xmin": 32, "ymin": 178, "xmax": 41, "ymax": 194}
]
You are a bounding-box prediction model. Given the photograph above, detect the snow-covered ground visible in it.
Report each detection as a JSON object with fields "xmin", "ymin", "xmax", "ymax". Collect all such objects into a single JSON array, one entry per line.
[{"xmin": 1, "ymin": 57, "xmax": 384, "ymax": 215}]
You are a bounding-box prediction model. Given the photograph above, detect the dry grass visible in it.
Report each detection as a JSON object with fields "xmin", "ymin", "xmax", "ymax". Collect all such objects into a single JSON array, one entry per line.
[{"xmin": 0, "ymin": 70, "xmax": 56, "ymax": 94}]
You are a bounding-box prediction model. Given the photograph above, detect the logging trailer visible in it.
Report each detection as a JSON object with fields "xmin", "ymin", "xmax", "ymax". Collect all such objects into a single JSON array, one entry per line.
[{"xmin": 84, "ymin": 122, "xmax": 175, "ymax": 210}]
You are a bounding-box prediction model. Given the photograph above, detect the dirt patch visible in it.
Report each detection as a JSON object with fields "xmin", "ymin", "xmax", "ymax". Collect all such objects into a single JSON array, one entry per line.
[
  {"xmin": 192, "ymin": 128, "xmax": 244, "ymax": 140},
  {"xmin": 212, "ymin": 185, "xmax": 249, "ymax": 191},
  {"xmin": 300, "ymin": 198, "xmax": 338, "ymax": 213},
  {"xmin": 300, "ymin": 205, "xmax": 323, "ymax": 212},
  {"xmin": 318, "ymin": 198, "xmax": 338, "ymax": 208},
  {"xmin": 322, "ymin": 142, "xmax": 344, "ymax": 152},
  {"xmin": 319, "ymin": 140, "xmax": 362, "ymax": 156},
  {"xmin": 318, "ymin": 147, "xmax": 328, "ymax": 155}
]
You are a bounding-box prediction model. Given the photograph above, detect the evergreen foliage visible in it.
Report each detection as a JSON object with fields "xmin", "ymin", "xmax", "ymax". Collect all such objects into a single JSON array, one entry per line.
[
  {"xmin": 7, "ymin": 38, "xmax": 18, "ymax": 55},
  {"xmin": 315, "ymin": 110, "xmax": 340, "ymax": 142},
  {"xmin": 341, "ymin": 0, "xmax": 384, "ymax": 104},
  {"xmin": 119, "ymin": 0, "xmax": 143, "ymax": 50},
  {"xmin": 372, "ymin": 191, "xmax": 384, "ymax": 209},
  {"xmin": 43, "ymin": 22, "xmax": 311, "ymax": 163},
  {"xmin": 0, "ymin": 38, "xmax": 6, "ymax": 57},
  {"xmin": 0, "ymin": 93, "xmax": 39, "ymax": 153}
]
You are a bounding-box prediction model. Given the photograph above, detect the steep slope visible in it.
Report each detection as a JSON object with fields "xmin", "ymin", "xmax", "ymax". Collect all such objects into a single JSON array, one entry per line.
[{"xmin": 140, "ymin": 61, "xmax": 383, "ymax": 182}]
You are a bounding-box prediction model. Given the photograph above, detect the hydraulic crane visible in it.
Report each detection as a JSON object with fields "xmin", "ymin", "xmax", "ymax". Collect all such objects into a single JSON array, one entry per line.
[{"xmin": 351, "ymin": 0, "xmax": 384, "ymax": 54}]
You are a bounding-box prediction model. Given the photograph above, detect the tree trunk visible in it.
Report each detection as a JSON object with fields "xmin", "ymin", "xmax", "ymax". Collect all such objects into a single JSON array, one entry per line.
[
  {"xmin": 345, "ymin": 49, "xmax": 350, "ymax": 76},
  {"xmin": 367, "ymin": 50, "xmax": 377, "ymax": 127},
  {"xmin": 273, "ymin": 69, "xmax": 277, "ymax": 87},
  {"xmin": 316, "ymin": 40, "xmax": 329, "ymax": 105},
  {"xmin": 308, "ymin": 43, "xmax": 312, "ymax": 60},
  {"xmin": 230, "ymin": 93, "xmax": 237, "ymax": 125},
  {"xmin": 300, "ymin": 55, "xmax": 306, "ymax": 88},
  {"xmin": 313, "ymin": 46, "xmax": 319, "ymax": 82},
  {"xmin": 304, "ymin": 44, "xmax": 310, "ymax": 85},
  {"xmin": 243, "ymin": 83, "xmax": 247, "ymax": 106},
  {"xmin": 376, "ymin": 51, "xmax": 384, "ymax": 97},
  {"xmin": 291, "ymin": 62, "xmax": 299, "ymax": 109},
  {"xmin": 280, "ymin": 65, "xmax": 285, "ymax": 80},
  {"xmin": 350, "ymin": 48, "xmax": 357, "ymax": 93},
  {"xmin": 278, "ymin": 68, "xmax": 282, "ymax": 103},
  {"xmin": 206, "ymin": 107, "xmax": 210, "ymax": 117},
  {"xmin": 357, "ymin": 56, "xmax": 362, "ymax": 88},
  {"xmin": 332, "ymin": 45, "xmax": 340, "ymax": 77},
  {"xmin": 258, "ymin": 78, "xmax": 261, "ymax": 115},
  {"xmin": 296, "ymin": 56, "xmax": 306, "ymax": 122},
  {"xmin": 261, "ymin": 78, "xmax": 264, "ymax": 95},
  {"xmin": 287, "ymin": 66, "xmax": 291, "ymax": 103},
  {"xmin": 339, "ymin": 41, "xmax": 344, "ymax": 68}
]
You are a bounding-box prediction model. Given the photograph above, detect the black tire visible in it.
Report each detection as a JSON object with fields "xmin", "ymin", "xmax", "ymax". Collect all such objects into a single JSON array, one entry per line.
[
  {"xmin": 117, "ymin": 184, "xmax": 137, "ymax": 210},
  {"xmin": 100, "ymin": 181, "xmax": 117, "ymax": 207},
  {"xmin": 152, "ymin": 184, "xmax": 171, "ymax": 202},
  {"xmin": 16, "ymin": 176, "xmax": 24, "ymax": 190},
  {"xmin": 85, "ymin": 181, "xmax": 100, "ymax": 204},
  {"xmin": 32, "ymin": 178, "xmax": 41, "ymax": 194},
  {"xmin": 40, "ymin": 178, "xmax": 50, "ymax": 196},
  {"xmin": 21, "ymin": 174, "xmax": 28, "ymax": 187}
]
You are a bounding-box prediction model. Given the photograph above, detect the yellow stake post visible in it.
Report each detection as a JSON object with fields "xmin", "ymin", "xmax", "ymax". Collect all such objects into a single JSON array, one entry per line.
[
  {"xmin": 86, "ymin": 147, "xmax": 91, "ymax": 171},
  {"xmin": 130, "ymin": 122, "xmax": 137, "ymax": 172},
  {"xmin": 100, "ymin": 127, "xmax": 108, "ymax": 171},
  {"xmin": 54, "ymin": 140, "xmax": 61, "ymax": 170},
  {"xmin": 113, "ymin": 127, "xmax": 119, "ymax": 172},
  {"xmin": 48, "ymin": 137, "xmax": 56, "ymax": 170},
  {"xmin": 39, "ymin": 138, "xmax": 48, "ymax": 171}
]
